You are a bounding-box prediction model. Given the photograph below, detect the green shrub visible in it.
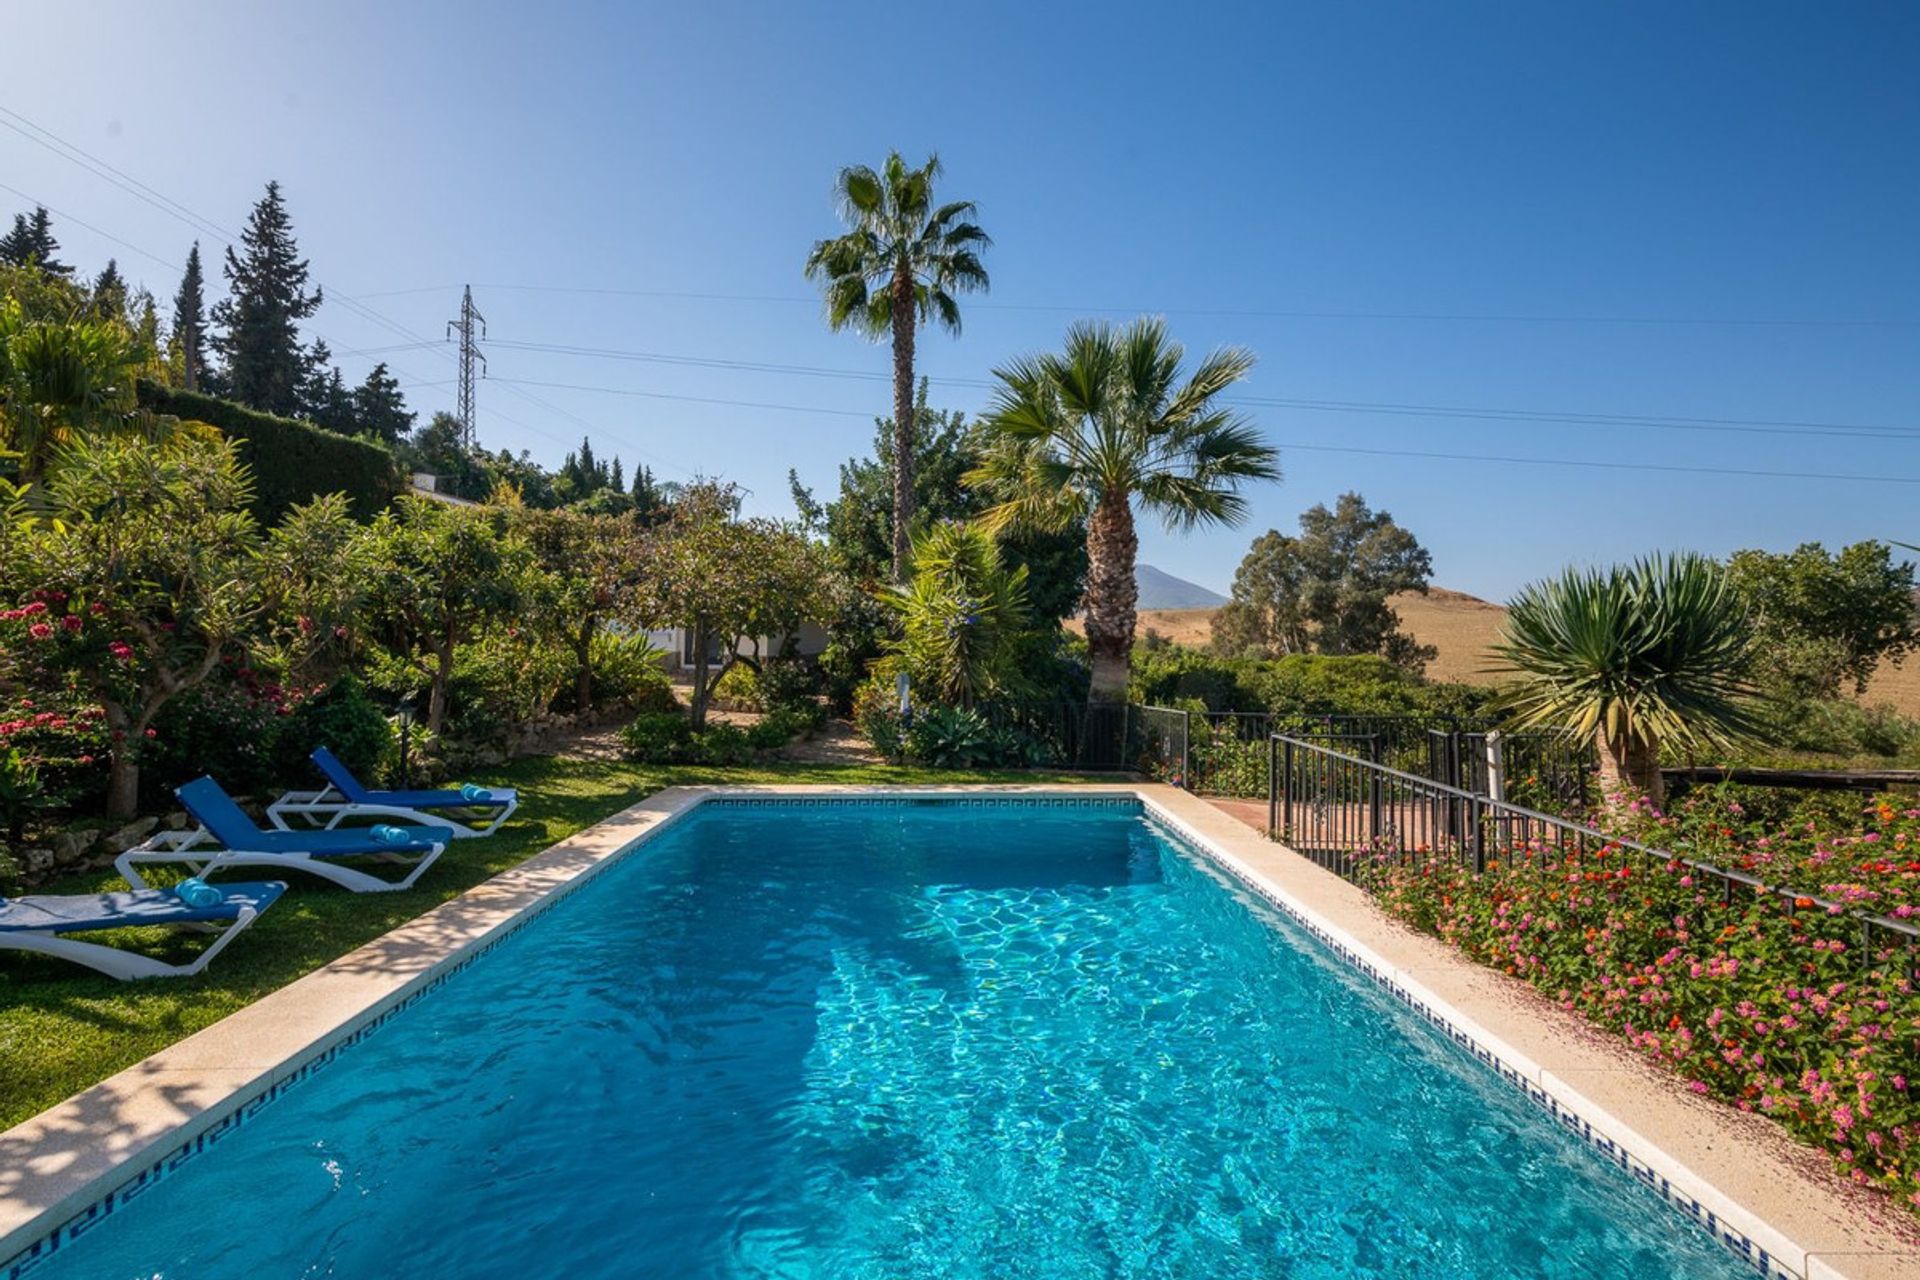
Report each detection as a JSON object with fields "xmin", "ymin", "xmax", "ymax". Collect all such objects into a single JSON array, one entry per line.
[
  {"xmin": 440, "ymin": 630, "xmax": 571, "ymax": 744},
  {"xmin": 746, "ymin": 705, "xmax": 822, "ymax": 751},
  {"xmin": 710, "ymin": 663, "xmax": 763, "ymax": 711},
  {"xmin": 271, "ymin": 674, "xmax": 391, "ymax": 785},
  {"xmin": 137, "ymin": 380, "xmax": 402, "ymax": 523},
  {"xmin": 145, "ymin": 677, "xmax": 285, "ymax": 801},
  {"xmin": 573, "ymin": 632, "xmax": 676, "ymax": 714},
  {"xmin": 688, "ymin": 723, "xmax": 754, "ymax": 766},
  {"xmin": 619, "ymin": 713, "xmax": 757, "ymax": 766}
]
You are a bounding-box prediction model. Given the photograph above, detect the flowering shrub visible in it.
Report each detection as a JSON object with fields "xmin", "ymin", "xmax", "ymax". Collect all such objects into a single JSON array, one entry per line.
[{"xmin": 1355, "ymin": 789, "xmax": 1920, "ymax": 1214}]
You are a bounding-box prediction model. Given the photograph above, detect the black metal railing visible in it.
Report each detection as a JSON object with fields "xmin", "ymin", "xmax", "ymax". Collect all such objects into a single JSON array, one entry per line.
[{"xmin": 1267, "ymin": 734, "xmax": 1920, "ymax": 964}]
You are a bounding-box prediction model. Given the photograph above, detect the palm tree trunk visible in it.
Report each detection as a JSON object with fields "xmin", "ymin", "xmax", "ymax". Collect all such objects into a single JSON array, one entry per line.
[
  {"xmin": 1084, "ymin": 489, "xmax": 1139, "ymax": 702},
  {"xmin": 1594, "ymin": 727, "xmax": 1665, "ymax": 809},
  {"xmin": 889, "ymin": 259, "xmax": 916, "ymax": 583}
]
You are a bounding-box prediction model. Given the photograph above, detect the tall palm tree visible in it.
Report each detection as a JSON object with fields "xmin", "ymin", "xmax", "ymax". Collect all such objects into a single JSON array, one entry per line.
[
  {"xmin": 970, "ymin": 317, "xmax": 1280, "ymax": 702},
  {"xmin": 805, "ymin": 152, "xmax": 990, "ymax": 581},
  {"xmin": 1493, "ymin": 553, "xmax": 1756, "ymax": 807}
]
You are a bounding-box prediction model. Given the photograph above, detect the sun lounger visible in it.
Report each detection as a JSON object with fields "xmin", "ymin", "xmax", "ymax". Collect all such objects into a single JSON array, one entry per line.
[
  {"xmin": 266, "ymin": 747, "xmax": 518, "ymax": 838},
  {"xmin": 118, "ymin": 776, "xmax": 453, "ymax": 894},
  {"xmin": 0, "ymin": 880, "xmax": 285, "ymax": 980}
]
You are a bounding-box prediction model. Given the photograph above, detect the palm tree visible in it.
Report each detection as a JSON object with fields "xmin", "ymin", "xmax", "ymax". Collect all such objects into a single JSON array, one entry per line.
[
  {"xmin": 805, "ymin": 152, "xmax": 990, "ymax": 581},
  {"xmin": 970, "ymin": 317, "xmax": 1280, "ymax": 702},
  {"xmin": 0, "ymin": 305, "xmax": 140, "ymax": 482},
  {"xmin": 1493, "ymin": 553, "xmax": 1756, "ymax": 807}
]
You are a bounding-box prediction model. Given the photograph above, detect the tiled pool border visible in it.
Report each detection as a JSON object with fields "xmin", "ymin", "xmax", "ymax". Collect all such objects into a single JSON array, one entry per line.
[{"xmin": 1, "ymin": 785, "xmax": 1908, "ymax": 1279}]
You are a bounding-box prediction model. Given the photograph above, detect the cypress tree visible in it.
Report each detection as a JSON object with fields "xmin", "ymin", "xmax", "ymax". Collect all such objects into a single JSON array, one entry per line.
[
  {"xmin": 210, "ymin": 181, "xmax": 322, "ymax": 416},
  {"xmin": 0, "ymin": 206, "xmax": 71, "ymax": 276},
  {"xmin": 171, "ymin": 242, "xmax": 207, "ymax": 390},
  {"xmin": 89, "ymin": 259, "xmax": 128, "ymax": 321},
  {"xmin": 576, "ymin": 436, "xmax": 598, "ymax": 489},
  {"xmin": 352, "ymin": 362, "xmax": 414, "ymax": 445},
  {"xmin": 631, "ymin": 464, "xmax": 664, "ymax": 524},
  {"xmin": 610, "ymin": 455, "xmax": 624, "ymax": 494}
]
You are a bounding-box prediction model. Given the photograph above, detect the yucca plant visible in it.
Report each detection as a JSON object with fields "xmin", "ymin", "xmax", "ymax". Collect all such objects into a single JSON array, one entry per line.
[
  {"xmin": 1493, "ymin": 552, "xmax": 1757, "ymax": 806},
  {"xmin": 881, "ymin": 521, "xmax": 1030, "ymax": 709}
]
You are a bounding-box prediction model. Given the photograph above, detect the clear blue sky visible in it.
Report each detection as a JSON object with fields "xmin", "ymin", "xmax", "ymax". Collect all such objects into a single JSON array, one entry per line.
[{"xmin": 6, "ymin": 1, "xmax": 1916, "ymax": 600}]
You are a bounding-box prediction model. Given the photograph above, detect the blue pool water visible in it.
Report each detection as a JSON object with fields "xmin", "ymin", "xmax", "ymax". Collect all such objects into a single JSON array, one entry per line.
[{"xmin": 24, "ymin": 799, "xmax": 1754, "ymax": 1278}]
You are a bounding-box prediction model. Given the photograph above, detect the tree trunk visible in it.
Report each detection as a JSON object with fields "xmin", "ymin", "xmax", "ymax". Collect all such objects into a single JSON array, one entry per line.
[
  {"xmin": 428, "ymin": 638, "xmax": 455, "ymax": 735},
  {"xmin": 1084, "ymin": 489, "xmax": 1139, "ymax": 702},
  {"xmin": 1594, "ymin": 727, "xmax": 1664, "ymax": 809},
  {"xmin": 889, "ymin": 258, "xmax": 916, "ymax": 583},
  {"xmin": 103, "ymin": 701, "xmax": 142, "ymax": 822},
  {"xmin": 690, "ymin": 625, "xmax": 711, "ymax": 731},
  {"xmin": 574, "ymin": 626, "xmax": 594, "ymax": 714}
]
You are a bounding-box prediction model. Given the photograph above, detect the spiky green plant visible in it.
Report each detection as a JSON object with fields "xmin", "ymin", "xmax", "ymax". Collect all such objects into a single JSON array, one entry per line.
[
  {"xmin": 1493, "ymin": 552, "xmax": 1757, "ymax": 805},
  {"xmin": 881, "ymin": 521, "xmax": 1030, "ymax": 709}
]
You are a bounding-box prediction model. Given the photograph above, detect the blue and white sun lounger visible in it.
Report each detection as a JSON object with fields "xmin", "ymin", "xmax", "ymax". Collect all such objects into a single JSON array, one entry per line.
[
  {"xmin": 0, "ymin": 881, "xmax": 285, "ymax": 980},
  {"xmin": 266, "ymin": 747, "xmax": 519, "ymax": 839},
  {"xmin": 119, "ymin": 776, "xmax": 454, "ymax": 894}
]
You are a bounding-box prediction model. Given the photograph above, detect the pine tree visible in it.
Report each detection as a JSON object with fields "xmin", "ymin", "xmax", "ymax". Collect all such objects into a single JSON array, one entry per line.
[
  {"xmin": 610, "ymin": 455, "xmax": 624, "ymax": 494},
  {"xmin": 576, "ymin": 436, "xmax": 598, "ymax": 489},
  {"xmin": 631, "ymin": 464, "xmax": 664, "ymax": 524},
  {"xmin": 297, "ymin": 340, "xmax": 354, "ymax": 433},
  {"xmin": 210, "ymin": 181, "xmax": 323, "ymax": 416},
  {"xmin": 89, "ymin": 259, "xmax": 128, "ymax": 321},
  {"xmin": 171, "ymin": 242, "xmax": 207, "ymax": 390},
  {"xmin": 352, "ymin": 362, "xmax": 414, "ymax": 445},
  {"xmin": 0, "ymin": 206, "xmax": 71, "ymax": 276}
]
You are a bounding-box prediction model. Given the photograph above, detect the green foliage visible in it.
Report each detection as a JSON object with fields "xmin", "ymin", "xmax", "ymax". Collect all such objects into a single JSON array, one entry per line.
[
  {"xmin": 0, "ymin": 300, "xmax": 144, "ymax": 479},
  {"xmin": 0, "ymin": 746, "xmax": 47, "ymax": 853},
  {"xmin": 137, "ymin": 379, "xmax": 401, "ymax": 522},
  {"xmin": 573, "ymin": 632, "xmax": 676, "ymax": 714},
  {"xmin": 273, "ymin": 673, "xmax": 390, "ymax": 783},
  {"xmin": 209, "ymin": 181, "xmax": 322, "ymax": 418},
  {"xmin": 1725, "ymin": 541, "xmax": 1919, "ymax": 703},
  {"xmin": 1130, "ymin": 645, "xmax": 1488, "ymax": 722},
  {"xmin": 1212, "ymin": 492, "xmax": 1435, "ymax": 670},
  {"xmin": 0, "ymin": 206, "xmax": 71, "ymax": 277},
  {"xmin": 351, "ymin": 362, "xmax": 414, "ymax": 445},
  {"xmin": 630, "ymin": 481, "xmax": 833, "ymax": 729},
  {"xmin": 360, "ymin": 497, "xmax": 536, "ymax": 734},
  {"xmin": 1496, "ymin": 553, "xmax": 1758, "ymax": 759},
  {"xmin": 880, "ymin": 522, "xmax": 1033, "ymax": 708},
  {"xmin": 0, "ymin": 433, "xmax": 269, "ymax": 816},
  {"xmin": 618, "ymin": 713, "xmax": 755, "ymax": 766}
]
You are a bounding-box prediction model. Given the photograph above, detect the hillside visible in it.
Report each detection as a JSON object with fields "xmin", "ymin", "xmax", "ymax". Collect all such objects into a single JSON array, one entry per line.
[
  {"xmin": 1135, "ymin": 564, "xmax": 1228, "ymax": 610},
  {"xmin": 1103, "ymin": 587, "xmax": 1920, "ymax": 717}
]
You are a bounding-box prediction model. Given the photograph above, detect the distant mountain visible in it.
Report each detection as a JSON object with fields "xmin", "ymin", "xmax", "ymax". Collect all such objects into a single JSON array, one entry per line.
[{"xmin": 1135, "ymin": 564, "xmax": 1227, "ymax": 610}]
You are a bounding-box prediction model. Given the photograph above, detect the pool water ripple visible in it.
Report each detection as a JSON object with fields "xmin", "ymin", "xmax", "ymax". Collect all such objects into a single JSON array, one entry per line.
[{"xmin": 28, "ymin": 801, "xmax": 1755, "ymax": 1278}]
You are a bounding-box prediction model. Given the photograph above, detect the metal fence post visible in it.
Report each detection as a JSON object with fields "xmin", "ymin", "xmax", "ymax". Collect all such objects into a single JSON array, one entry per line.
[
  {"xmin": 1470, "ymin": 794, "xmax": 1487, "ymax": 873},
  {"xmin": 1181, "ymin": 709, "xmax": 1192, "ymax": 788},
  {"xmin": 1267, "ymin": 735, "xmax": 1279, "ymax": 835},
  {"xmin": 1485, "ymin": 730, "xmax": 1506, "ymax": 803}
]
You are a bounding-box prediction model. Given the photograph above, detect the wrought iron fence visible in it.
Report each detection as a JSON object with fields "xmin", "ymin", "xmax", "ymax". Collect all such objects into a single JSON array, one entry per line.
[
  {"xmin": 1130, "ymin": 705, "xmax": 1191, "ymax": 784},
  {"xmin": 1266, "ymin": 734, "xmax": 1920, "ymax": 964}
]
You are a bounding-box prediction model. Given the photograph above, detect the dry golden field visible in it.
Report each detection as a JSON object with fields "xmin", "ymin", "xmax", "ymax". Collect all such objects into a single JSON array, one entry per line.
[{"xmin": 1093, "ymin": 587, "xmax": 1920, "ymax": 715}]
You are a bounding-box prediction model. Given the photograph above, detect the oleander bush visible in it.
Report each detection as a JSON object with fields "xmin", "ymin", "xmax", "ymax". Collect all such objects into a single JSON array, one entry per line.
[{"xmin": 1354, "ymin": 786, "xmax": 1920, "ymax": 1214}]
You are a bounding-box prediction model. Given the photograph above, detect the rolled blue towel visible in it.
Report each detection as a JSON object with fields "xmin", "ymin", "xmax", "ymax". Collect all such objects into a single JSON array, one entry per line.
[
  {"xmin": 459, "ymin": 783, "xmax": 493, "ymax": 803},
  {"xmin": 175, "ymin": 878, "xmax": 224, "ymax": 909},
  {"xmin": 370, "ymin": 823, "xmax": 412, "ymax": 846}
]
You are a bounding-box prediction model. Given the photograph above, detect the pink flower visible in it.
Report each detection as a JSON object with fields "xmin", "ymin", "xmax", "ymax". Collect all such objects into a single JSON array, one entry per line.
[
  {"xmin": 108, "ymin": 641, "xmax": 133, "ymax": 662},
  {"xmin": 27, "ymin": 622, "xmax": 53, "ymax": 639},
  {"xmin": 60, "ymin": 615, "xmax": 81, "ymax": 632}
]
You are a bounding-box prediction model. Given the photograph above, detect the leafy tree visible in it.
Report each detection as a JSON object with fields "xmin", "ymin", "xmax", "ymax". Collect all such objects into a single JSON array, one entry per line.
[
  {"xmin": 971, "ymin": 317, "xmax": 1280, "ymax": 702},
  {"xmin": 88, "ymin": 260, "xmax": 128, "ymax": 323},
  {"xmin": 352, "ymin": 361, "xmax": 413, "ymax": 445},
  {"xmin": 255, "ymin": 491, "xmax": 370, "ymax": 680},
  {"xmin": 631, "ymin": 481, "xmax": 831, "ymax": 729},
  {"xmin": 170, "ymin": 242, "xmax": 207, "ymax": 391},
  {"xmin": 360, "ymin": 497, "xmax": 533, "ymax": 734},
  {"xmin": 1494, "ymin": 553, "xmax": 1756, "ymax": 806},
  {"xmin": 211, "ymin": 181, "xmax": 322, "ymax": 416},
  {"xmin": 1212, "ymin": 492, "xmax": 1434, "ymax": 670},
  {"xmin": 0, "ymin": 435, "xmax": 266, "ymax": 818},
  {"xmin": 805, "ymin": 152, "xmax": 990, "ymax": 581},
  {"xmin": 0, "ymin": 207, "xmax": 70, "ymax": 277},
  {"xmin": 881, "ymin": 522, "xmax": 1032, "ymax": 708},
  {"xmin": 514, "ymin": 506, "xmax": 642, "ymax": 711},
  {"xmin": 1724, "ymin": 542, "xmax": 1918, "ymax": 703}
]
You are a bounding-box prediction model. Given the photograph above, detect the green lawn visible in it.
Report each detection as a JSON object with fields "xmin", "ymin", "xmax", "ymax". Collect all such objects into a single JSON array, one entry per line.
[{"xmin": 0, "ymin": 754, "xmax": 1091, "ymax": 1131}]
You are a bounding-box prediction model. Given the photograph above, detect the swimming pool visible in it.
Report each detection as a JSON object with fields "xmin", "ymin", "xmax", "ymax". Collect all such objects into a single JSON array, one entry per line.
[{"xmin": 16, "ymin": 797, "xmax": 1756, "ymax": 1278}]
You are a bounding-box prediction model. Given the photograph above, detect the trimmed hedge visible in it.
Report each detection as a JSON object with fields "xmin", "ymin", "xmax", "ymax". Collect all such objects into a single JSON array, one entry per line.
[{"xmin": 137, "ymin": 380, "xmax": 403, "ymax": 522}]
